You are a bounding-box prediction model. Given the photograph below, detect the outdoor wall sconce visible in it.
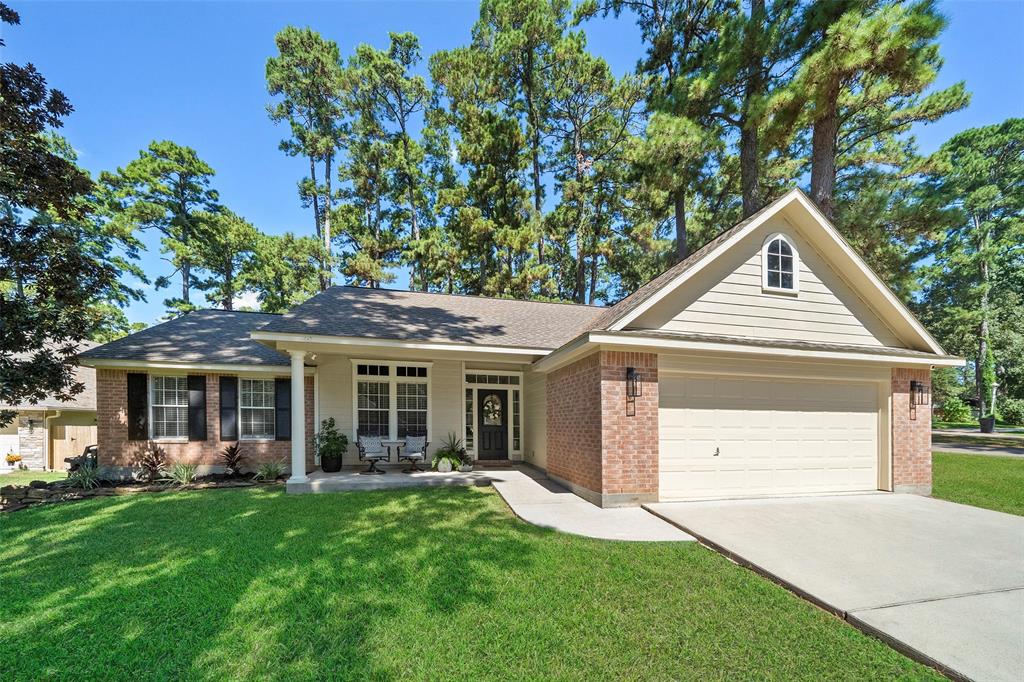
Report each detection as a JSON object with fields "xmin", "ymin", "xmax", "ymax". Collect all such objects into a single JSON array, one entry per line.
[
  {"xmin": 910, "ymin": 380, "xmax": 930, "ymax": 407},
  {"xmin": 626, "ymin": 367, "xmax": 642, "ymax": 398}
]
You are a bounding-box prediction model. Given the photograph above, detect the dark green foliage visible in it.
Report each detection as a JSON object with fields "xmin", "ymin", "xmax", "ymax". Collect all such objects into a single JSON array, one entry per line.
[
  {"xmin": 0, "ymin": 5, "xmax": 138, "ymax": 426},
  {"xmin": 313, "ymin": 417, "xmax": 348, "ymax": 461},
  {"xmin": 999, "ymin": 398, "xmax": 1024, "ymax": 427},
  {"xmin": 936, "ymin": 396, "xmax": 971, "ymax": 424}
]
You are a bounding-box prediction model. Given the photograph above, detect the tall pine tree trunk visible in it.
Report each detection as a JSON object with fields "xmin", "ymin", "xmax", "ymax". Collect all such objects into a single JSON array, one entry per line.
[
  {"xmin": 809, "ymin": 80, "xmax": 841, "ymax": 221},
  {"xmin": 308, "ymin": 156, "xmax": 325, "ymax": 291},
  {"xmin": 674, "ymin": 189, "xmax": 687, "ymax": 261},
  {"xmin": 323, "ymin": 154, "xmax": 333, "ymax": 289},
  {"xmin": 525, "ymin": 51, "xmax": 545, "ymax": 267},
  {"xmin": 224, "ymin": 259, "xmax": 234, "ymax": 310},
  {"xmin": 976, "ymin": 216, "xmax": 991, "ymax": 418},
  {"xmin": 740, "ymin": 0, "xmax": 765, "ymax": 218}
]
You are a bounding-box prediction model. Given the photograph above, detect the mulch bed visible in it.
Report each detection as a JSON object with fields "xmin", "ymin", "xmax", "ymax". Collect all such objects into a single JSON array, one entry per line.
[{"xmin": 0, "ymin": 476, "xmax": 284, "ymax": 513}]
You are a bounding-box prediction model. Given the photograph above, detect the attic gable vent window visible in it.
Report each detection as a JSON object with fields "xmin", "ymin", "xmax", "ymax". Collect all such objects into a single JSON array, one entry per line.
[{"xmin": 762, "ymin": 234, "xmax": 799, "ymax": 293}]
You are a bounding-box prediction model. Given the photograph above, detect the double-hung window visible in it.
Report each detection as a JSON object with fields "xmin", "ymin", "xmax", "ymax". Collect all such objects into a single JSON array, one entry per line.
[
  {"xmin": 354, "ymin": 362, "xmax": 430, "ymax": 439},
  {"xmin": 151, "ymin": 376, "xmax": 188, "ymax": 439},
  {"xmin": 240, "ymin": 378, "xmax": 275, "ymax": 439}
]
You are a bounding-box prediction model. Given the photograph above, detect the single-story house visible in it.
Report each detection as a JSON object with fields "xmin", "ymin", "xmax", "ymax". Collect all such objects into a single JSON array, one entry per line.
[
  {"xmin": 79, "ymin": 189, "xmax": 962, "ymax": 506},
  {"xmin": 2, "ymin": 342, "xmax": 99, "ymax": 471}
]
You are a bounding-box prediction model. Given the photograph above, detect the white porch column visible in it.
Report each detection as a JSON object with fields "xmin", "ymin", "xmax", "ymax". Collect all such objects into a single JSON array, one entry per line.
[{"xmin": 288, "ymin": 350, "xmax": 308, "ymax": 483}]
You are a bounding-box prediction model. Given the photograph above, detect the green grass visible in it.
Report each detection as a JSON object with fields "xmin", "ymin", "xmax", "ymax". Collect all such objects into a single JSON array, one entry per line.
[
  {"xmin": 932, "ymin": 452, "xmax": 1024, "ymax": 516},
  {"xmin": 0, "ymin": 487, "xmax": 939, "ymax": 681},
  {"xmin": 0, "ymin": 470, "xmax": 65, "ymax": 486}
]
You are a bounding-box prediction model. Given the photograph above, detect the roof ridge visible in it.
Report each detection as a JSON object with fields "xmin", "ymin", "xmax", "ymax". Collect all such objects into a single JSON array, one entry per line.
[{"xmin": 329, "ymin": 285, "xmax": 606, "ymax": 309}]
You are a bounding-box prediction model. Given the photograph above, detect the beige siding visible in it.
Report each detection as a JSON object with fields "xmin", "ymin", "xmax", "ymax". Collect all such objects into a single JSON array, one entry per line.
[
  {"xmin": 523, "ymin": 370, "xmax": 547, "ymax": 469},
  {"xmin": 316, "ymin": 356, "xmax": 464, "ymax": 465},
  {"xmin": 632, "ymin": 218, "xmax": 903, "ymax": 347}
]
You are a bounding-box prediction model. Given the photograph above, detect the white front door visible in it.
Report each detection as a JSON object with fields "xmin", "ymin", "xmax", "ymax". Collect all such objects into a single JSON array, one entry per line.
[{"xmin": 659, "ymin": 374, "xmax": 879, "ymax": 501}]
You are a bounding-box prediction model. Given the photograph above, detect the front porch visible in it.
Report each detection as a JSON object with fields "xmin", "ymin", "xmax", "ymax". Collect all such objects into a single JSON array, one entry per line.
[{"xmin": 272, "ymin": 346, "xmax": 544, "ymax": 485}]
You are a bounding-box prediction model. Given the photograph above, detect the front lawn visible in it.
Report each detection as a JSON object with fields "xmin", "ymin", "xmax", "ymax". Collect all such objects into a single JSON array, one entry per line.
[
  {"xmin": 0, "ymin": 487, "xmax": 938, "ymax": 680},
  {"xmin": 0, "ymin": 470, "xmax": 65, "ymax": 486},
  {"xmin": 932, "ymin": 451, "xmax": 1024, "ymax": 516}
]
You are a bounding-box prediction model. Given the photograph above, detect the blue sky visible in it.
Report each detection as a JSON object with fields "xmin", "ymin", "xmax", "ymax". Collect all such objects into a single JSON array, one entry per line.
[{"xmin": 4, "ymin": 1, "xmax": 1023, "ymax": 325}]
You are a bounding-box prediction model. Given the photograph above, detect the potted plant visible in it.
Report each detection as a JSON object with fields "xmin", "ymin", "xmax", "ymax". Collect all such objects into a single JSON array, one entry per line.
[
  {"xmin": 980, "ymin": 413, "xmax": 996, "ymax": 434},
  {"xmin": 6, "ymin": 453, "xmax": 21, "ymax": 469},
  {"xmin": 314, "ymin": 418, "xmax": 348, "ymax": 473},
  {"xmin": 432, "ymin": 432, "xmax": 464, "ymax": 473}
]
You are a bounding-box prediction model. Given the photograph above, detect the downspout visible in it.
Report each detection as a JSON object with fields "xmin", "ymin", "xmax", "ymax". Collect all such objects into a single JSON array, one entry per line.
[{"xmin": 44, "ymin": 410, "xmax": 61, "ymax": 471}]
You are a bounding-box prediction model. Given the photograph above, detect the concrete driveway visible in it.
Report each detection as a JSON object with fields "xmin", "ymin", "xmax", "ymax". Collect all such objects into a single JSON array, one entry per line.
[{"xmin": 646, "ymin": 494, "xmax": 1024, "ymax": 682}]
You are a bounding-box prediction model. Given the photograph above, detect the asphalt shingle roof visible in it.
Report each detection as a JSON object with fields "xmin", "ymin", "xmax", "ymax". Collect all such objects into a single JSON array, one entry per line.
[
  {"xmin": 257, "ymin": 287, "xmax": 606, "ymax": 350},
  {"xmin": 80, "ymin": 310, "xmax": 290, "ymax": 367}
]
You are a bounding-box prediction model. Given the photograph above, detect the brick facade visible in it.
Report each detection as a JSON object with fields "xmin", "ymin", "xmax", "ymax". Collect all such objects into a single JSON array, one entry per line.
[
  {"xmin": 546, "ymin": 351, "xmax": 659, "ymax": 507},
  {"xmin": 891, "ymin": 367, "xmax": 932, "ymax": 495},
  {"xmin": 96, "ymin": 369, "xmax": 314, "ymax": 475}
]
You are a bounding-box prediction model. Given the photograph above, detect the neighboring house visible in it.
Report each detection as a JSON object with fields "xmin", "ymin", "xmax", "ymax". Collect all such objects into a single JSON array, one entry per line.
[
  {"xmin": 80, "ymin": 189, "xmax": 962, "ymax": 506},
  {"xmin": 2, "ymin": 342, "xmax": 98, "ymax": 471}
]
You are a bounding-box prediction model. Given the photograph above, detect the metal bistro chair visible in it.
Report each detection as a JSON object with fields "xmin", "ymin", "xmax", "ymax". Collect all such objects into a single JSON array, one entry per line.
[
  {"xmin": 399, "ymin": 434, "xmax": 429, "ymax": 473},
  {"xmin": 356, "ymin": 433, "xmax": 388, "ymax": 475}
]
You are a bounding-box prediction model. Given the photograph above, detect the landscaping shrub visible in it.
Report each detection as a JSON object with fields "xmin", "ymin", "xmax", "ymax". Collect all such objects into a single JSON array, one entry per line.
[
  {"xmin": 68, "ymin": 464, "xmax": 100, "ymax": 490},
  {"xmin": 938, "ymin": 396, "xmax": 972, "ymax": 423},
  {"xmin": 164, "ymin": 462, "xmax": 197, "ymax": 487},
  {"xmin": 137, "ymin": 442, "xmax": 168, "ymax": 481},
  {"xmin": 253, "ymin": 460, "xmax": 284, "ymax": 481},
  {"xmin": 1000, "ymin": 397, "xmax": 1024, "ymax": 426},
  {"xmin": 220, "ymin": 443, "xmax": 246, "ymax": 476}
]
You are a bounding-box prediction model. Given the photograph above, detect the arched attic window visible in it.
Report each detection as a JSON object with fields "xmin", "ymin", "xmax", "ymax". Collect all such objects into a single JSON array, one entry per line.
[{"xmin": 762, "ymin": 234, "xmax": 799, "ymax": 293}]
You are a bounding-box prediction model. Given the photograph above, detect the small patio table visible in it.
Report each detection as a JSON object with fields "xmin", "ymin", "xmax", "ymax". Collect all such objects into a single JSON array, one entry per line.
[{"xmin": 380, "ymin": 439, "xmax": 406, "ymax": 463}]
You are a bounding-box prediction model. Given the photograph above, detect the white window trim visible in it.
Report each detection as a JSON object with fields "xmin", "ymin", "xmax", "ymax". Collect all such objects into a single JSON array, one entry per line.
[
  {"xmin": 761, "ymin": 232, "xmax": 800, "ymax": 295},
  {"xmin": 239, "ymin": 377, "xmax": 276, "ymax": 441},
  {"xmin": 462, "ymin": 369, "xmax": 524, "ymax": 457},
  {"xmin": 148, "ymin": 373, "xmax": 189, "ymax": 443},
  {"xmin": 350, "ymin": 360, "xmax": 433, "ymax": 442}
]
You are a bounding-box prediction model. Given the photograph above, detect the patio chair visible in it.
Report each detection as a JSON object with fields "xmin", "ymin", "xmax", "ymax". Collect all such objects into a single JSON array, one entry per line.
[
  {"xmin": 399, "ymin": 435, "xmax": 429, "ymax": 473},
  {"xmin": 356, "ymin": 434, "xmax": 388, "ymax": 475}
]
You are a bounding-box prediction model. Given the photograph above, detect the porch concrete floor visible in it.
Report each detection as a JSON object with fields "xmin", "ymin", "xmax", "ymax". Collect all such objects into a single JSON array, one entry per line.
[{"xmin": 288, "ymin": 465, "xmax": 693, "ymax": 543}]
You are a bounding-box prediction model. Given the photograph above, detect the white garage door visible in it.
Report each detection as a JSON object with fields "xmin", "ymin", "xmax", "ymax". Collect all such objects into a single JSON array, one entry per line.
[{"xmin": 659, "ymin": 374, "xmax": 879, "ymax": 501}]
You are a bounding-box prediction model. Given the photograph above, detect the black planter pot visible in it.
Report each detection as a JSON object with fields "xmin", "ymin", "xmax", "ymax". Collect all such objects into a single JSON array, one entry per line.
[
  {"xmin": 980, "ymin": 416, "xmax": 996, "ymax": 434},
  {"xmin": 321, "ymin": 454, "xmax": 343, "ymax": 473}
]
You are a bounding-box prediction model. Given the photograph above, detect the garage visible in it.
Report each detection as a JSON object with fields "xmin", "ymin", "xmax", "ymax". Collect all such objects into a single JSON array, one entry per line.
[{"xmin": 659, "ymin": 373, "xmax": 880, "ymax": 500}]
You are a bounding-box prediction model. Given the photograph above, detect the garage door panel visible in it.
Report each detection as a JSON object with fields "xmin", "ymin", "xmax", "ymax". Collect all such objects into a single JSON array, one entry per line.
[{"xmin": 659, "ymin": 374, "xmax": 879, "ymax": 501}]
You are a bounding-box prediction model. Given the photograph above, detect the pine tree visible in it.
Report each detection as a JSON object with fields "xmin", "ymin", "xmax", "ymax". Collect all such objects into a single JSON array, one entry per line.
[
  {"xmin": 100, "ymin": 140, "xmax": 219, "ymax": 316},
  {"xmin": 193, "ymin": 210, "xmax": 259, "ymax": 310},
  {"xmin": 267, "ymin": 26, "xmax": 347, "ymax": 289},
  {"xmin": 239, "ymin": 232, "xmax": 322, "ymax": 313}
]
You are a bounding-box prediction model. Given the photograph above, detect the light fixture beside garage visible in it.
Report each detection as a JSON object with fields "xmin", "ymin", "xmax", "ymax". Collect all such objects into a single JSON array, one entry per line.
[
  {"xmin": 626, "ymin": 367, "xmax": 642, "ymax": 398},
  {"xmin": 909, "ymin": 380, "xmax": 930, "ymax": 420}
]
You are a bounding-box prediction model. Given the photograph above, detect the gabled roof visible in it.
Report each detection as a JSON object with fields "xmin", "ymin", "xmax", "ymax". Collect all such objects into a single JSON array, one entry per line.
[
  {"xmin": 255, "ymin": 286, "xmax": 605, "ymax": 351},
  {"xmin": 588, "ymin": 193, "xmax": 789, "ymax": 332},
  {"xmin": 592, "ymin": 188, "xmax": 946, "ymax": 355},
  {"xmin": 80, "ymin": 310, "xmax": 290, "ymax": 368}
]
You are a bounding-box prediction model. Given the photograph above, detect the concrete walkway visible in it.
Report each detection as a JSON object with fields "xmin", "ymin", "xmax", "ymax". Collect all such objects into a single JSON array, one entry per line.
[
  {"xmin": 290, "ymin": 465, "xmax": 692, "ymax": 542},
  {"xmin": 487, "ymin": 468, "xmax": 692, "ymax": 542},
  {"xmin": 647, "ymin": 494, "xmax": 1024, "ymax": 682}
]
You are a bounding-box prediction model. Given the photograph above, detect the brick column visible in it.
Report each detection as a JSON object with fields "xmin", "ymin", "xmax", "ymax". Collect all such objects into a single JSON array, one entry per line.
[
  {"xmin": 599, "ymin": 351, "xmax": 659, "ymax": 506},
  {"xmin": 545, "ymin": 350, "xmax": 660, "ymax": 507},
  {"xmin": 892, "ymin": 367, "xmax": 932, "ymax": 495}
]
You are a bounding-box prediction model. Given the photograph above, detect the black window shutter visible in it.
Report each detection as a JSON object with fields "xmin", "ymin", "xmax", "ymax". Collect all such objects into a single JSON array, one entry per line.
[
  {"xmin": 127, "ymin": 373, "xmax": 148, "ymax": 441},
  {"xmin": 187, "ymin": 375, "xmax": 207, "ymax": 441},
  {"xmin": 275, "ymin": 377, "xmax": 291, "ymax": 441},
  {"xmin": 219, "ymin": 376, "xmax": 238, "ymax": 441}
]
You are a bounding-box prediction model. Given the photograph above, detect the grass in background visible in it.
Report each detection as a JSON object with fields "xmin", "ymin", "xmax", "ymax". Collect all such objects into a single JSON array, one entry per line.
[
  {"xmin": 932, "ymin": 452, "xmax": 1024, "ymax": 516},
  {"xmin": 0, "ymin": 470, "xmax": 65, "ymax": 486},
  {"xmin": 0, "ymin": 486, "xmax": 939, "ymax": 681}
]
